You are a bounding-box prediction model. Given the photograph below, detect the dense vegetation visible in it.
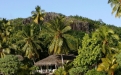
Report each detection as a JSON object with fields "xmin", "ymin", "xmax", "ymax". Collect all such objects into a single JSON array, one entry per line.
[{"xmin": 0, "ymin": 5, "xmax": 121, "ymax": 75}]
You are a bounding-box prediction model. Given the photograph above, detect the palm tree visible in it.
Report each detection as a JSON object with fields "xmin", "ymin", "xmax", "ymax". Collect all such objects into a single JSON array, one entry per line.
[
  {"xmin": 13, "ymin": 24, "xmax": 42, "ymax": 60},
  {"xmin": 40, "ymin": 16, "xmax": 78, "ymax": 67},
  {"xmin": 0, "ymin": 42, "xmax": 10, "ymax": 58},
  {"xmin": 31, "ymin": 5, "xmax": 45, "ymax": 24},
  {"xmin": 93, "ymin": 26, "xmax": 119, "ymax": 55},
  {"xmin": 0, "ymin": 19, "xmax": 12, "ymax": 58},
  {"xmin": 97, "ymin": 54, "xmax": 118, "ymax": 75},
  {"xmin": 108, "ymin": 0, "xmax": 121, "ymax": 18}
]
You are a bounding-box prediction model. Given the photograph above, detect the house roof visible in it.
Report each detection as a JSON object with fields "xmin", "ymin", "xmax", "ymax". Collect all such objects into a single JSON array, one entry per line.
[{"xmin": 34, "ymin": 54, "xmax": 75, "ymax": 66}]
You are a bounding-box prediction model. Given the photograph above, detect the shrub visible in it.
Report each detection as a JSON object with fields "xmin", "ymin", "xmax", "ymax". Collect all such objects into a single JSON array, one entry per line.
[
  {"xmin": 85, "ymin": 69, "xmax": 106, "ymax": 75},
  {"xmin": 69, "ymin": 67, "xmax": 83, "ymax": 75},
  {"xmin": 0, "ymin": 55, "xmax": 22, "ymax": 75},
  {"xmin": 54, "ymin": 67, "xmax": 67, "ymax": 75}
]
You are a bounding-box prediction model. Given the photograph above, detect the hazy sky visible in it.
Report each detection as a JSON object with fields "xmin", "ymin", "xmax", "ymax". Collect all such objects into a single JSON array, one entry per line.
[{"xmin": 0, "ymin": 0, "xmax": 121, "ymax": 27}]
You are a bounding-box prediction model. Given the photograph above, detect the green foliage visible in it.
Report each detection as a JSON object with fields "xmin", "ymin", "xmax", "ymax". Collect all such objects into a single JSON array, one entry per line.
[
  {"xmin": 12, "ymin": 24, "xmax": 42, "ymax": 59},
  {"xmin": 40, "ymin": 16, "xmax": 78, "ymax": 55},
  {"xmin": 97, "ymin": 54, "xmax": 118, "ymax": 75},
  {"xmin": 116, "ymin": 52, "xmax": 121, "ymax": 67},
  {"xmin": 0, "ymin": 19, "xmax": 13, "ymax": 58},
  {"xmin": 69, "ymin": 67, "xmax": 83, "ymax": 75},
  {"xmin": 69, "ymin": 30, "xmax": 85, "ymax": 49},
  {"xmin": 54, "ymin": 67, "xmax": 67, "ymax": 75},
  {"xmin": 73, "ymin": 34, "xmax": 101, "ymax": 72},
  {"xmin": 0, "ymin": 55, "xmax": 22, "ymax": 75},
  {"xmin": 64, "ymin": 61, "xmax": 73, "ymax": 72},
  {"xmin": 108, "ymin": 25, "xmax": 121, "ymax": 39},
  {"xmin": 93, "ymin": 26, "xmax": 120, "ymax": 56},
  {"xmin": 108, "ymin": 0, "xmax": 121, "ymax": 18},
  {"xmin": 85, "ymin": 69, "xmax": 106, "ymax": 75},
  {"xmin": 18, "ymin": 65, "xmax": 38, "ymax": 75},
  {"xmin": 31, "ymin": 5, "xmax": 45, "ymax": 24},
  {"xmin": 115, "ymin": 68, "xmax": 121, "ymax": 75}
]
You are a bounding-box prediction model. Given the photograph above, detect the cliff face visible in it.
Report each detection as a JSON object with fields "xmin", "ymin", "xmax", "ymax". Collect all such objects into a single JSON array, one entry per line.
[
  {"xmin": 70, "ymin": 20, "xmax": 89, "ymax": 33},
  {"xmin": 44, "ymin": 12, "xmax": 90, "ymax": 33},
  {"xmin": 44, "ymin": 12, "xmax": 65, "ymax": 22}
]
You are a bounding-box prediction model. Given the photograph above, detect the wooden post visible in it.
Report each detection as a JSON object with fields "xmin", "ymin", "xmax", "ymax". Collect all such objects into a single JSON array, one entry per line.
[
  {"xmin": 55, "ymin": 64, "xmax": 57, "ymax": 69},
  {"xmin": 46, "ymin": 66, "xmax": 49, "ymax": 75},
  {"xmin": 61, "ymin": 54, "xmax": 64, "ymax": 68},
  {"xmin": 40, "ymin": 66, "xmax": 42, "ymax": 73}
]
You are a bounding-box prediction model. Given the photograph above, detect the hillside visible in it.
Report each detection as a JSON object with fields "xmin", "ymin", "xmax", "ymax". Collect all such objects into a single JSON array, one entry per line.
[{"xmin": 10, "ymin": 12, "xmax": 121, "ymax": 37}]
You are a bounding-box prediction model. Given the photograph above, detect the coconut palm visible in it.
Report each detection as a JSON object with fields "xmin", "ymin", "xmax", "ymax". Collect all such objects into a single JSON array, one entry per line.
[
  {"xmin": 93, "ymin": 26, "xmax": 119, "ymax": 55},
  {"xmin": 14, "ymin": 24, "xmax": 42, "ymax": 59},
  {"xmin": 40, "ymin": 16, "xmax": 78, "ymax": 66},
  {"xmin": 0, "ymin": 19, "xmax": 12, "ymax": 58},
  {"xmin": 97, "ymin": 54, "xmax": 118, "ymax": 75},
  {"xmin": 31, "ymin": 5, "xmax": 45, "ymax": 24},
  {"xmin": 0, "ymin": 40, "xmax": 10, "ymax": 58},
  {"xmin": 108, "ymin": 0, "xmax": 121, "ymax": 18}
]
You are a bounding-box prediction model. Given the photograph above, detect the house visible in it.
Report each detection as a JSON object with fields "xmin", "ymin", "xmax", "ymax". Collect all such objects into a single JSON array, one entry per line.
[{"xmin": 34, "ymin": 54, "xmax": 75, "ymax": 75}]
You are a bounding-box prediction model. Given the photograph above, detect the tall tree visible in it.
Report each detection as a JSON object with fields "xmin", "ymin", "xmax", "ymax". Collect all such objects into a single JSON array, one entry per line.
[
  {"xmin": 73, "ymin": 34, "xmax": 101, "ymax": 73},
  {"xmin": 12, "ymin": 24, "xmax": 42, "ymax": 59},
  {"xmin": 0, "ymin": 19, "xmax": 13, "ymax": 58},
  {"xmin": 40, "ymin": 16, "xmax": 78, "ymax": 66},
  {"xmin": 93, "ymin": 26, "xmax": 119, "ymax": 55},
  {"xmin": 97, "ymin": 54, "xmax": 118, "ymax": 75},
  {"xmin": 108, "ymin": 0, "xmax": 121, "ymax": 18},
  {"xmin": 31, "ymin": 5, "xmax": 45, "ymax": 24}
]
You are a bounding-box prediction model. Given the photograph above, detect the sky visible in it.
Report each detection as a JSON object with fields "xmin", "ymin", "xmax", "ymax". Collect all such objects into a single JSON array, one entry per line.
[{"xmin": 0, "ymin": 0, "xmax": 121, "ymax": 27}]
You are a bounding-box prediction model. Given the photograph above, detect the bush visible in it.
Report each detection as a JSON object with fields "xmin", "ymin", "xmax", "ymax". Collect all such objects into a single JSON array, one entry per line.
[
  {"xmin": 0, "ymin": 55, "xmax": 22, "ymax": 75},
  {"xmin": 54, "ymin": 67, "xmax": 67, "ymax": 75},
  {"xmin": 85, "ymin": 69, "xmax": 106, "ymax": 75},
  {"xmin": 69, "ymin": 67, "xmax": 84, "ymax": 75}
]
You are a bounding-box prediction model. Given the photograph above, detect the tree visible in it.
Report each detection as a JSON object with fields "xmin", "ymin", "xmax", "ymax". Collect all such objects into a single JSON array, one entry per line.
[
  {"xmin": 0, "ymin": 19, "xmax": 12, "ymax": 44},
  {"xmin": 108, "ymin": 0, "xmax": 121, "ymax": 18},
  {"xmin": 69, "ymin": 67, "xmax": 83, "ymax": 75},
  {"xmin": 98, "ymin": 19, "xmax": 104, "ymax": 24},
  {"xmin": 18, "ymin": 57, "xmax": 38, "ymax": 75},
  {"xmin": 31, "ymin": 5, "xmax": 45, "ymax": 24},
  {"xmin": 40, "ymin": 16, "xmax": 78, "ymax": 66},
  {"xmin": 54, "ymin": 67, "xmax": 67, "ymax": 75},
  {"xmin": 0, "ymin": 42, "xmax": 10, "ymax": 58},
  {"xmin": 93, "ymin": 26, "xmax": 119, "ymax": 56},
  {"xmin": 13, "ymin": 24, "xmax": 42, "ymax": 59},
  {"xmin": 97, "ymin": 54, "xmax": 118, "ymax": 75},
  {"xmin": 85, "ymin": 69, "xmax": 106, "ymax": 75},
  {"xmin": 0, "ymin": 55, "xmax": 22, "ymax": 75},
  {"xmin": 73, "ymin": 34, "xmax": 101, "ymax": 72},
  {"xmin": 0, "ymin": 19, "xmax": 13, "ymax": 58}
]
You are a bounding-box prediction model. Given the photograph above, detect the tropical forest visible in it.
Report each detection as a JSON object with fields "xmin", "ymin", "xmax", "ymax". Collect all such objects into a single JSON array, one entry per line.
[{"xmin": 0, "ymin": 0, "xmax": 121, "ymax": 75}]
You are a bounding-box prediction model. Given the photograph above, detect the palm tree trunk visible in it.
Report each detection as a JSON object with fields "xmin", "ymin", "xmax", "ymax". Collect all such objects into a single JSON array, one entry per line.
[{"xmin": 111, "ymin": 72, "xmax": 114, "ymax": 75}]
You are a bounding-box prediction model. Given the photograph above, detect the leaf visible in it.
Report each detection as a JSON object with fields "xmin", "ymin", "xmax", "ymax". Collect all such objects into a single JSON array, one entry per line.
[
  {"xmin": 111, "ymin": 64, "xmax": 118, "ymax": 69},
  {"xmin": 112, "ymin": 4, "xmax": 119, "ymax": 14},
  {"xmin": 6, "ymin": 21, "xmax": 10, "ymax": 25},
  {"xmin": 5, "ymin": 48, "xmax": 10, "ymax": 54},
  {"xmin": 112, "ymin": 34, "xmax": 119, "ymax": 40},
  {"xmin": 34, "ymin": 15, "xmax": 39, "ymax": 24},
  {"xmin": 108, "ymin": 29, "xmax": 114, "ymax": 34},
  {"xmin": 61, "ymin": 26, "xmax": 71, "ymax": 33},
  {"xmin": 40, "ymin": 17, "xmax": 44, "ymax": 21},
  {"xmin": 97, "ymin": 66, "xmax": 103, "ymax": 71}
]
